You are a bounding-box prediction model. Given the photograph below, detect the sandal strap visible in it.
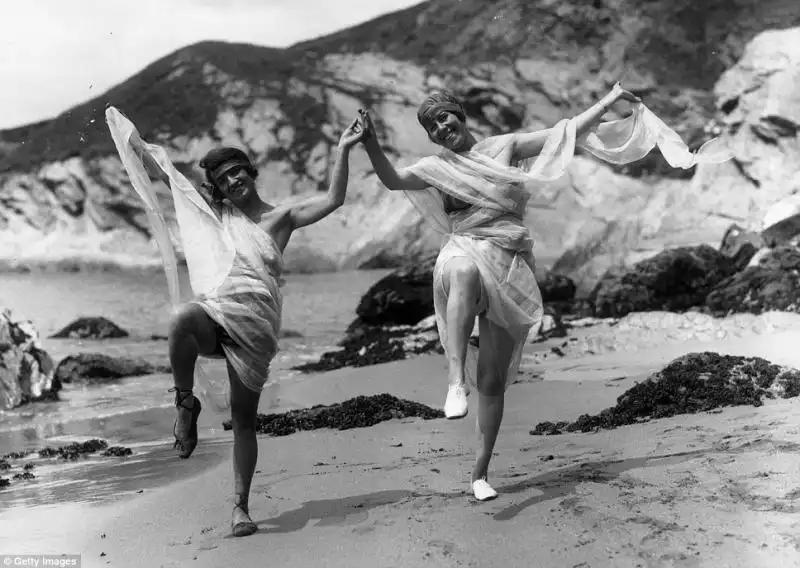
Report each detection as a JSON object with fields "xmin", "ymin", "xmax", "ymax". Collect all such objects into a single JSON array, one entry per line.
[{"xmin": 168, "ymin": 387, "xmax": 194, "ymax": 410}]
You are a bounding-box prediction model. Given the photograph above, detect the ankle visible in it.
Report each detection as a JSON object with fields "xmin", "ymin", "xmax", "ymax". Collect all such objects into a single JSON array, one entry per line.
[{"xmin": 234, "ymin": 493, "xmax": 249, "ymax": 512}]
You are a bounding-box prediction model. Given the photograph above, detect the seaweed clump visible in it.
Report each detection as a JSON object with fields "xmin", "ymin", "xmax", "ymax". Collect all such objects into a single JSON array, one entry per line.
[
  {"xmin": 531, "ymin": 352, "xmax": 800, "ymax": 435},
  {"xmin": 222, "ymin": 393, "xmax": 444, "ymax": 436}
]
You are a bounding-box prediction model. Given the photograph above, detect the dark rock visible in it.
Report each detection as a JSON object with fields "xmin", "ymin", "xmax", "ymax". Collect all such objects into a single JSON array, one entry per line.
[
  {"xmin": 50, "ymin": 317, "xmax": 129, "ymax": 339},
  {"xmin": 588, "ymin": 245, "xmax": 740, "ymax": 318},
  {"xmin": 221, "ymin": 393, "xmax": 444, "ymax": 436},
  {"xmin": 539, "ymin": 272, "xmax": 577, "ymax": 303},
  {"xmin": 292, "ymin": 324, "xmax": 441, "ymax": 373},
  {"xmin": 38, "ymin": 439, "xmax": 109, "ymax": 460},
  {"xmin": 706, "ymin": 244, "xmax": 800, "ymax": 315},
  {"xmin": 530, "ymin": 352, "xmax": 800, "ymax": 435},
  {"xmin": 54, "ymin": 353, "xmax": 170, "ymax": 384},
  {"xmin": 280, "ymin": 329, "xmax": 303, "ymax": 339},
  {"xmin": 0, "ymin": 309, "xmax": 59, "ymax": 410},
  {"xmin": 719, "ymin": 223, "xmax": 762, "ymax": 269},
  {"xmin": 351, "ymin": 255, "xmax": 436, "ymax": 328},
  {"xmin": 103, "ymin": 446, "xmax": 133, "ymax": 457},
  {"xmin": 0, "ymin": 477, "xmax": 9, "ymax": 489}
]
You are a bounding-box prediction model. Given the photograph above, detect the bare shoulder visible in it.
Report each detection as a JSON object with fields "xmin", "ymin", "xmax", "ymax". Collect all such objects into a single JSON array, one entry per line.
[{"xmin": 257, "ymin": 206, "xmax": 293, "ymax": 250}]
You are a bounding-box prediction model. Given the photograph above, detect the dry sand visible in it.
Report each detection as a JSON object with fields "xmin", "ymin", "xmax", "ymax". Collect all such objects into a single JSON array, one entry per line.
[{"xmin": 2, "ymin": 326, "xmax": 800, "ymax": 567}]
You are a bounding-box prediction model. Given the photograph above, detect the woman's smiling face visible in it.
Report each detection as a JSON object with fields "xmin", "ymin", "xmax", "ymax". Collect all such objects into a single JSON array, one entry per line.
[{"xmin": 424, "ymin": 110, "xmax": 469, "ymax": 152}]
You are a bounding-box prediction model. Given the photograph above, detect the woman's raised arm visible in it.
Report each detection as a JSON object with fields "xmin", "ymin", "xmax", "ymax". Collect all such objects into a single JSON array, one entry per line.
[
  {"xmin": 510, "ymin": 83, "xmax": 641, "ymax": 162},
  {"xmin": 359, "ymin": 110, "xmax": 428, "ymax": 192}
]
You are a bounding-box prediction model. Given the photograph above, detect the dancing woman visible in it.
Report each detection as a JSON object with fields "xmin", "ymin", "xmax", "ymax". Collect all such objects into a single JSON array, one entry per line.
[
  {"xmin": 357, "ymin": 83, "xmax": 729, "ymax": 501},
  {"xmin": 107, "ymin": 109, "xmax": 366, "ymax": 535}
]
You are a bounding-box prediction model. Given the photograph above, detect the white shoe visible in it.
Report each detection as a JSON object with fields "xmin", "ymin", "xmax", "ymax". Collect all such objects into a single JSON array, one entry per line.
[
  {"xmin": 472, "ymin": 479, "xmax": 498, "ymax": 501},
  {"xmin": 444, "ymin": 384, "xmax": 468, "ymax": 419}
]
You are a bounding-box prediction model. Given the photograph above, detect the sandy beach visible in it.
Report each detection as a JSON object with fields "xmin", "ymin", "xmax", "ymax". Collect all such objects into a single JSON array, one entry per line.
[{"xmin": 2, "ymin": 323, "xmax": 799, "ymax": 568}]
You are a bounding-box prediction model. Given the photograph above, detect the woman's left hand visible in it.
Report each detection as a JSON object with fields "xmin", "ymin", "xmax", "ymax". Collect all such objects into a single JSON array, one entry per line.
[{"xmin": 338, "ymin": 118, "xmax": 366, "ymax": 149}]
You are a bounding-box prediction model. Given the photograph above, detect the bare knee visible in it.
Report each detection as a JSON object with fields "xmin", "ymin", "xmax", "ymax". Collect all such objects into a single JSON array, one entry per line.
[
  {"xmin": 230, "ymin": 401, "xmax": 259, "ymax": 434},
  {"xmin": 445, "ymin": 259, "xmax": 480, "ymax": 296},
  {"xmin": 168, "ymin": 304, "xmax": 215, "ymax": 351},
  {"xmin": 476, "ymin": 359, "xmax": 505, "ymax": 396}
]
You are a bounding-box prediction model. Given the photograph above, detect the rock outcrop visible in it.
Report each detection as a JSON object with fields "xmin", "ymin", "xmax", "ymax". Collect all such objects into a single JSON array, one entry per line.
[
  {"xmin": 705, "ymin": 244, "xmax": 800, "ymax": 315},
  {"xmin": 0, "ymin": 310, "xmax": 58, "ymax": 410},
  {"xmin": 53, "ymin": 353, "xmax": 170, "ymax": 385},
  {"xmin": 1, "ymin": 2, "xmax": 799, "ymax": 286},
  {"xmin": 50, "ymin": 317, "xmax": 129, "ymax": 340},
  {"xmin": 588, "ymin": 245, "xmax": 741, "ymax": 318}
]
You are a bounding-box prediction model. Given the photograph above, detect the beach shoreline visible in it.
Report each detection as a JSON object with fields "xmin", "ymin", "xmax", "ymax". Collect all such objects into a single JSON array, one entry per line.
[{"xmin": 2, "ymin": 330, "xmax": 800, "ymax": 567}]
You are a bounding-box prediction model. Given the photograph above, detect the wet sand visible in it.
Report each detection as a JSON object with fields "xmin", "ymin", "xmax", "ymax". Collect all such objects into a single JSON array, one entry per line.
[{"xmin": 2, "ymin": 328, "xmax": 800, "ymax": 567}]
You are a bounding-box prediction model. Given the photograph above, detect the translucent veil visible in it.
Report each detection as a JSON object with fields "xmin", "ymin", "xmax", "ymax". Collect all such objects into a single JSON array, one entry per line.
[
  {"xmin": 403, "ymin": 102, "xmax": 734, "ymax": 236},
  {"xmin": 401, "ymin": 102, "xmax": 733, "ymax": 389},
  {"xmin": 105, "ymin": 107, "xmax": 238, "ymax": 410}
]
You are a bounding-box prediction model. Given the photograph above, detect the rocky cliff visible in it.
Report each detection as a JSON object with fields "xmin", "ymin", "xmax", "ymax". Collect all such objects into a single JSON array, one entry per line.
[{"xmin": 1, "ymin": 0, "xmax": 799, "ymax": 289}]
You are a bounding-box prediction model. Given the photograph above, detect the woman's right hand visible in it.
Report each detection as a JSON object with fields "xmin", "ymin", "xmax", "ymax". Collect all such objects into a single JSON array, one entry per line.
[{"xmin": 358, "ymin": 109, "xmax": 377, "ymax": 144}]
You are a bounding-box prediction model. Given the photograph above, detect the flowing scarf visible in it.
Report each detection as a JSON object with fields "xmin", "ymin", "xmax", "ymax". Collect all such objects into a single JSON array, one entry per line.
[
  {"xmin": 106, "ymin": 107, "xmax": 283, "ymax": 409},
  {"xmin": 403, "ymin": 102, "xmax": 732, "ymax": 388}
]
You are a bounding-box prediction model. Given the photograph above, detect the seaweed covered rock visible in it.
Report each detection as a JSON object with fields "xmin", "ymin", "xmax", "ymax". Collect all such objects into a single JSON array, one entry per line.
[
  {"xmin": 221, "ymin": 393, "xmax": 444, "ymax": 436},
  {"xmin": 293, "ymin": 320, "xmax": 441, "ymax": 373},
  {"xmin": 351, "ymin": 255, "xmax": 436, "ymax": 328},
  {"xmin": 705, "ymin": 244, "xmax": 800, "ymax": 315},
  {"xmin": 50, "ymin": 316, "xmax": 129, "ymax": 339},
  {"xmin": 54, "ymin": 353, "xmax": 170, "ymax": 384},
  {"xmin": 531, "ymin": 352, "xmax": 800, "ymax": 435},
  {"xmin": 0, "ymin": 309, "xmax": 58, "ymax": 410},
  {"xmin": 589, "ymin": 245, "xmax": 739, "ymax": 318},
  {"xmin": 0, "ymin": 439, "xmax": 133, "ymax": 490},
  {"xmin": 538, "ymin": 272, "xmax": 577, "ymax": 303}
]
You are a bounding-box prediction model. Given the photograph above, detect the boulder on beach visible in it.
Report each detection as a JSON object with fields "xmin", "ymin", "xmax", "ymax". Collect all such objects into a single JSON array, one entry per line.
[
  {"xmin": 531, "ymin": 352, "xmax": 800, "ymax": 436},
  {"xmin": 353, "ymin": 255, "xmax": 437, "ymax": 328},
  {"xmin": 588, "ymin": 245, "xmax": 741, "ymax": 318},
  {"xmin": 0, "ymin": 309, "xmax": 58, "ymax": 410},
  {"xmin": 705, "ymin": 244, "xmax": 800, "ymax": 315},
  {"xmin": 221, "ymin": 393, "xmax": 444, "ymax": 436},
  {"xmin": 293, "ymin": 317, "xmax": 441, "ymax": 373},
  {"xmin": 54, "ymin": 353, "xmax": 171, "ymax": 384},
  {"xmin": 538, "ymin": 272, "xmax": 577, "ymax": 304},
  {"xmin": 50, "ymin": 316, "xmax": 129, "ymax": 340}
]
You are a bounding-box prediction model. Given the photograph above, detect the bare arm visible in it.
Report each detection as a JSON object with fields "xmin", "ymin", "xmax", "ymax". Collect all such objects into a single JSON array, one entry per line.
[
  {"xmin": 287, "ymin": 119, "xmax": 365, "ymax": 230},
  {"xmin": 360, "ymin": 111, "xmax": 428, "ymax": 192},
  {"xmin": 511, "ymin": 83, "xmax": 641, "ymax": 162}
]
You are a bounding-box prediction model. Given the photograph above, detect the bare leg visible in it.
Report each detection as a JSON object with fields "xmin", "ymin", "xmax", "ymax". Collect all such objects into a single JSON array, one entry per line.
[
  {"xmin": 441, "ymin": 258, "xmax": 482, "ymax": 418},
  {"xmin": 228, "ymin": 362, "xmax": 261, "ymax": 537},
  {"xmin": 472, "ymin": 317, "xmax": 516, "ymax": 500},
  {"xmin": 167, "ymin": 304, "xmax": 218, "ymax": 456}
]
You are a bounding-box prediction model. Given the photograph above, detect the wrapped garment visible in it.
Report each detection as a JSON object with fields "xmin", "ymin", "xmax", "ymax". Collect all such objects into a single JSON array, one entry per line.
[
  {"xmin": 404, "ymin": 103, "xmax": 732, "ymax": 389},
  {"xmin": 106, "ymin": 107, "xmax": 282, "ymax": 404}
]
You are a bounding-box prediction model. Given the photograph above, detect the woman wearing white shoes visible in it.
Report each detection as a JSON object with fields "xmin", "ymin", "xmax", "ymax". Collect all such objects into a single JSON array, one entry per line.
[{"xmin": 357, "ymin": 83, "xmax": 730, "ymax": 501}]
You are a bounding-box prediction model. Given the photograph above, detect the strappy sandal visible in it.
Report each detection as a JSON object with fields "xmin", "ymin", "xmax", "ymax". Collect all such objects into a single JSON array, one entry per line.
[
  {"xmin": 232, "ymin": 496, "xmax": 258, "ymax": 537},
  {"xmin": 169, "ymin": 387, "xmax": 202, "ymax": 459}
]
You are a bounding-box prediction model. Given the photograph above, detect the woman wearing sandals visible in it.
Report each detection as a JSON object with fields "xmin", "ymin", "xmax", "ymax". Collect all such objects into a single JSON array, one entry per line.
[{"xmin": 109, "ymin": 110, "xmax": 367, "ymax": 537}]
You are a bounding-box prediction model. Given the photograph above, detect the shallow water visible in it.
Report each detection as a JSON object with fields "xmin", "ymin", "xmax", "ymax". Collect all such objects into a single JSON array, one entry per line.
[{"xmin": 0, "ymin": 267, "xmax": 391, "ymax": 456}]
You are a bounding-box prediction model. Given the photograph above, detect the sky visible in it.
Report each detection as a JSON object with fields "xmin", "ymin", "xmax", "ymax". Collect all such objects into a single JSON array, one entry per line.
[{"xmin": 0, "ymin": 0, "xmax": 423, "ymax": 130}]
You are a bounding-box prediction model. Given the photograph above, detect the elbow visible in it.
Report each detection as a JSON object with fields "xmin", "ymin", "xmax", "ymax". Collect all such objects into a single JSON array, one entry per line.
[{"xmin": 327, "ymin": 197, "xmax": 345, "ymax": 209}]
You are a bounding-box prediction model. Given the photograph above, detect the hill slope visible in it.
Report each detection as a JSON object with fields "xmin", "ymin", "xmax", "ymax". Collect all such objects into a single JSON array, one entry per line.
[{"xmin": 1, "ymin": 0, "xmax": 799, "ymax": 285}]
